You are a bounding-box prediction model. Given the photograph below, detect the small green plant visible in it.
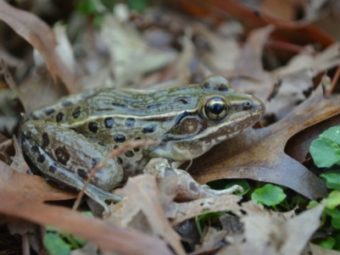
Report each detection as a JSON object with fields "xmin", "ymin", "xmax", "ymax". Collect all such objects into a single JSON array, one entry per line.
[
  {"xmin": 309, "ymin": 126, "xmax": 340, "ymax": 250},
  {"xmin": 43, "ymin": 212, "xmax": 92, "ymax": 255},
  {"xmin": 251, "ymin": 183, "xmax": 286, "ymax": 207},
  {"xmin": 310, "ymin": 126, "xmax": 340, "ymax": 168}
]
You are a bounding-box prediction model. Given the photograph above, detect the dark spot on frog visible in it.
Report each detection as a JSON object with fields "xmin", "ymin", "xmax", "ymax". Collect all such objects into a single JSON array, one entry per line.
[
  {"xmin": 202, "ymin": 81, "xmax": 210, "ymax": 89},
  {"xmin": 189, "ymin": 182, "xmax": 199, "ymax": 192},
  {"xmin": 78, "ymin": 168, "xmax": 88, "ymax": 179},
  {"xmin": 31, "ymin": 145, "xmax": 39, "ymax": 153},
  {"xmin": 30, "ymin": 115, "xmax": 39, "ymax": 120},
  {"xmin": 55, "ymin": 146, "xmax": 70, "ymax": 165},
  {"xmin": 88, "ymin": 122, "xmax": 98, "ymax": 133},
  {"xmin": 23, "ymin": 131, "xmax": 32, "ymax": 139},
  {"xmin": 125, "ymin": 150, "xmax": 134, "ymax": 157},
  {"xmin": 125, "ymin": 118, "xmax": 135, "ymax": 128},
  {"xmin": 142, "ymin": 124, "xmax": 156, "ymax": 134},
  {"xmin": 62, "ymin": 100, "xmax": 73, "ymax": 107},
  {"xmin": 133, "ymin": 147, "xmax": 140, "ymax": 152},
  {"xmin": 56, "ymin": 112, "xmax": 64, "ymax": 122},
  {"xmin": 42, "ymin": 132, "xmax": 50, "ymax": 148},
  {"xmin": 175, "ymin": 97, "xmax": 189, "ymax": 104},
  {"xmin": 104, "ymin": 117, "xmax": 115, "ymax": 128},
  {"xmin": 146, "ymin": 103, "xmax": 161, "ymax": 110},
  {"xmin": 72, "ymin": 106, "xmax": 81, "ymax": 119},
  {"xmin": 135, "ymin": 136, "xmax": 141, "ymax": 140},
  {"xmin": 45, "ymin": 108, "xmax": 55, "ymax": 116},
  {"xmin": 37, "ymin": 154, "xmax": 45, "ymax": 163},
  {"xmin": 217, "ymin": 83, "xmax": 229, "ymax": 91},
  {"xmin": 49, "ymin": 165, "xmax": 57, "ymax": 174},
  {"xmin": 117, "ymin": 157, "xmax": 123, "ymax": 165},
  {"xmin": 112, "ymin": 102, "xmax": 126, "ymax": 107},
  {"xmin": 113, "ymin": 134, "xmax": 126, "ymax": 143},
  {"xmin": 91, "ymin": 158, "xmax": 99, "ymax": 168}
]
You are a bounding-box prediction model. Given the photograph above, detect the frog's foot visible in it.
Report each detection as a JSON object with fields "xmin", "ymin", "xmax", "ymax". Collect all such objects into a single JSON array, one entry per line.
[
  {"xmin": 201, "ymin": 184, "xmax": 243, "ymax": 197},
  {"xmin": 144, "ymin": 158, "xmax": 242, "ymax": 201},
  {"xmin": 22, "ymin": 137, "xmax": 122, "ymax": 212}
]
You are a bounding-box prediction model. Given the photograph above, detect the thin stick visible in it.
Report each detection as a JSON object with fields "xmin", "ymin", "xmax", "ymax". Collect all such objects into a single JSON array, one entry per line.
[
  {"xmin": 327, "ymin": 65, "xmax": 340, "ymax": 96},
  {"xmin": 72, "ymin": 139, "xmax": 157, "ymax": 211}
]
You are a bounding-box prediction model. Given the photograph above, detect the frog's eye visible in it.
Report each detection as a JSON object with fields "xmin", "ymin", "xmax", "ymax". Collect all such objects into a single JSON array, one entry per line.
[{"xmin": 203, "ymin": 97, "xmax": 228, "ymax": 121}]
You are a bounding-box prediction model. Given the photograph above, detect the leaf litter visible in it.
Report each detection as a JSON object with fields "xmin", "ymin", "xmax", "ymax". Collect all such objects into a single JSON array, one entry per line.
[{"xmin": 0, "ymin": 1, "xmax": 339, "ymax": 254}]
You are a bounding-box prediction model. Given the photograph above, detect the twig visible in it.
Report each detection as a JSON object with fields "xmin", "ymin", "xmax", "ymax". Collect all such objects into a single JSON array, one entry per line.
[
  {"xmin": 22, "ymin": 234, "xmax": 30, "ymax": 255},
  {"xmin": 327, "ymin": 65, "xmax": 340, "ymax": 96},
  {"xmin": 266, "ymin": 40, "xmax": 305, "ymax": 54},
  {"xmin": 72, "ymin": 139, "xmax": 157, "ymax": 211}
]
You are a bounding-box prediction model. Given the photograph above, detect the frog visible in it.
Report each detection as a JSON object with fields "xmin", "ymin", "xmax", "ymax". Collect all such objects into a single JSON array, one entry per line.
[{"xmin": 20, "ymin": 76, "xmax": 264, "ymax": 211}]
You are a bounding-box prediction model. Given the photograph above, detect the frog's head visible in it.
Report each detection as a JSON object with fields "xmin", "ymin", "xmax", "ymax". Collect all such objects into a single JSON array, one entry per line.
[{"xmin": 152, "ymin": 76, "xmax": 264, "ymax": 161}]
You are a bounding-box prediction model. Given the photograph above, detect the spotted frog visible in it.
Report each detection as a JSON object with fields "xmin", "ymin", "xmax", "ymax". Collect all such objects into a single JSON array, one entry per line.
[{"xmin": 21, "ymin": 76, "xmax": 264, "ymax": 210}]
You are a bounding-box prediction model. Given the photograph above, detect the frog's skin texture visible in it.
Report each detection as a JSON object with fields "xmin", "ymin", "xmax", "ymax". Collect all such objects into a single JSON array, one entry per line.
[{"xmin": 20, "ymin": 76, "xmax": 264, "ymax": 210}]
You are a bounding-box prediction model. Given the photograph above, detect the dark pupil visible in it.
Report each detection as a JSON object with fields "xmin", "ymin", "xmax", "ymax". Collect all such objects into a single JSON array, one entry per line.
[{"xmin": 208, "ymin": 101, "xmax": 225, "ymax": 114}]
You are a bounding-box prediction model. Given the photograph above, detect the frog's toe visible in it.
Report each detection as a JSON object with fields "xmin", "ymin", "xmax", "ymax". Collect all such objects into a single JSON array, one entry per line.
[
  {"xmin": 84, "ymin": 184, "xmax": 123, "ymax": 212},
  {"xmin": 202, "ymin": 184, "xmax": 243, "ymax": 196}
]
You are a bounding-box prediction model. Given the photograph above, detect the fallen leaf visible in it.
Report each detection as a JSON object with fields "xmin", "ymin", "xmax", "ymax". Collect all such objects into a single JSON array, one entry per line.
[
  {"xmin": 167, "ymin": 194, "xmax": 241, "ymax": 226},
  {"xmin": 10, "ymin": 137, "xmax": 29, "ymax": 174},
  {"xmin": 0, "ymin": 1, "xmax": 79, "ymax": 93},
  {"xmin": 234, "ymin": 25, "xmax": 273, "ymax": 82},
  {"xmin": 100, "ymin": 15, "xmax": 176, "ymax": 88},
  {"xmin": 0, "ymin": 161, "xmax": 172, "ymax": 255},
  {"xmin": 0, "ymin": 160, "xmax": 73, "ymax": 202},
  {"xmin": 194, "ymin": 23, "xmax": 241, "ymax": 75},
  {"xmin": 218, "ymin": 205, "xmax": 324, "ymax": 255},
  {"xmin": 191, "ymin": 86, "xmax": 340, "ymax": 199},
  {"xmin": 107, "ymin": 175, "xmax": 185, "ymax": 255},
  {"xmin": 194, "ymin": 227, "xmax": 227, "ymax": 254}
]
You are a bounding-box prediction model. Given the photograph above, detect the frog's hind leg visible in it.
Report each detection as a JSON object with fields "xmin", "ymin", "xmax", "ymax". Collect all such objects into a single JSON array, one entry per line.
[{"xmin": 21, "ymin": 126, "xmax": 122, "ymax": 211}]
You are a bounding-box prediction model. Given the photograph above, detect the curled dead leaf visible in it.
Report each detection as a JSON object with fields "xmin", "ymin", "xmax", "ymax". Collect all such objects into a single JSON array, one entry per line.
[
  {"xmin": 0, "ymin": 1, "xmax": 79, "ymax": 93},
  {"xmin": 0, "ymin": 161, "xmax": 172, "ymax": 255}
]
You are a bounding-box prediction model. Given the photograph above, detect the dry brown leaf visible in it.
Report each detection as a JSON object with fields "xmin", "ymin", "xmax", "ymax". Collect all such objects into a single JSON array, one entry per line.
[
  {"xmin": 261, "ymin": 0, "xmax": 329, "ymax": 24},
  {"xmin": 218, "ymin": 204, "xmax": 324, "ymax": 255},
  {"xmin": 232, "ymin": 30, "xmax": 339, "ymax": 120},
  {"xmin": 10, "ymin": 137, "xmax": 30, "ymax": 174},
  {"xmin": 234, "ymin": 25, "xmax": 273, "ymax": 81},
  {"xmin": 167, "ymin": 194, "xmax": 241, "ymax": 226},
  {"xmin": 191, "ymin": 86, "xmax": 340, "ymax": 199},
  {"xmin": 0, "ymin": 161, "xmax": 172, "ymax": 255},
  {"xmin": 0, "ymin": 1, "xmax": 79, "ymax": 93},
  {"xmin": 194, "ymin": 23, "xmax": 241, "ymax": 75},
  {"xmin": 100, "ymin": 15, "xmax": 176, "ymax": 88},
  {"xmin": 273, "ymin": 43, "xmax": 340, "ymax": 77},
  {"xmin": 194, "ymin": 227, "xmax": 227, "ymax": 254},
  {"xmin": 265, "ymin": 44, "xmax": 340, "ymax": 119},
  {"xmin": 0, "ymin": 160, "xmax": 74, "ymax": 202},
  {"xmin": 107, "ymin": 175, "xmax": 186, "ymax": 255}
]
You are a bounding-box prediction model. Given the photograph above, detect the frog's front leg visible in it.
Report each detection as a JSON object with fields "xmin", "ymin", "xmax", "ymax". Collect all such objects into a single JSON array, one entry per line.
[
  {"xmin": 21, "ymin": 121, "xmax": 124, "ymax": 211},
  {"xmin": 145, "ymin": 158, "xmax": 243, "ymax": 200}
]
